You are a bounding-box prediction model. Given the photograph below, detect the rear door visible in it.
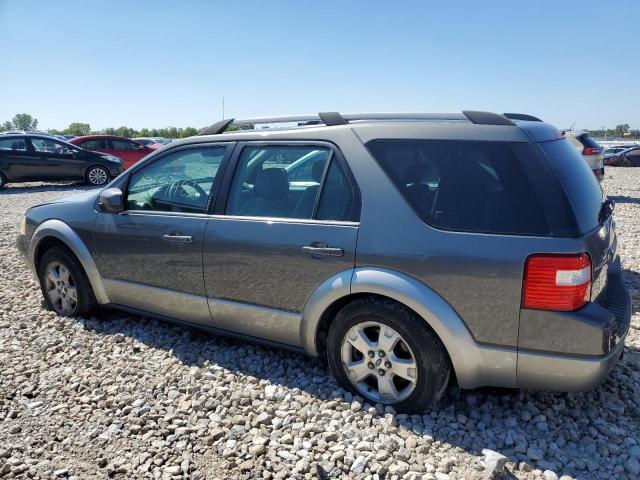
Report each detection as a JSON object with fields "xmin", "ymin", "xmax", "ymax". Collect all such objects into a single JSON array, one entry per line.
[
  {"xmin": 0, "ymin": 137, "xmax": 38, "ymax": 180},
  {"xmin": 202, "ymin": 141, "xmax": 360, "ymax": 347}
]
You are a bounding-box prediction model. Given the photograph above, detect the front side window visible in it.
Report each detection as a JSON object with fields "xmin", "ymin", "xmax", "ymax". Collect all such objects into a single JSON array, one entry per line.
[
  {"xmin": 80, "ymin": 139, "xmax": 108, "ymax": 150},
  {"xmin": 126, "ymin": 146, "xmax": 226, "ymax": 213},
  {"xmin": 0, "ymin": 138, "xmax": 27, "ymax": 151},
  {"xmin": 112, "ymin": 139, "xmax": 140, "ymax": 151},
  {"xmin": 367, "ymin": 139, "xmax": 548, "ymax": 235},
  {"xmin": 30, "ymin": 138, "xmax": 75, "ymax": 155}
]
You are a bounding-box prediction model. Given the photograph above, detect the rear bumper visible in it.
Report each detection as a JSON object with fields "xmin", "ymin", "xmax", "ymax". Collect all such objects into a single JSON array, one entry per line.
[
  {"xmin": 517, "ymin": 336, "xmax": 625, "ymax": 391},
  {"xmin": 516, "ymin": 256, "xmax": 631, "ymax": 391}
]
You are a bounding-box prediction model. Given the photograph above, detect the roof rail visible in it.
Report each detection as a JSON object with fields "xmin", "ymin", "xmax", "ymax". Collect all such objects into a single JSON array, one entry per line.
[
  {"xmin": 503, "ymin": 113, "xmax": 543, "ymax": 122},
  {"xmin": 198, "ymin": 110, "xmax": 518, "ymax": 135}
]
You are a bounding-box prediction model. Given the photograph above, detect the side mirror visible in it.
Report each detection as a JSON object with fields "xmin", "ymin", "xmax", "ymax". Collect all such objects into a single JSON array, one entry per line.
[{"xmin": 99, "ymin": 188, "xmax": 124, "ymax": 213}]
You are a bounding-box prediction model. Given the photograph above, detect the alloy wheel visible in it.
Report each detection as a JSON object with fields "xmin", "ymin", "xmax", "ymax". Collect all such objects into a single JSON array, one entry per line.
[
  {"xmin": 44, "ymin": 261, "xmax": 78, "ymax": 316},
  {"xmin": 88, "ymin": 167, "xmax": 108, "ymax": 185},
  {"xmin": 341, "ymin": 321, "xmax": 418, "ymax": 403}
]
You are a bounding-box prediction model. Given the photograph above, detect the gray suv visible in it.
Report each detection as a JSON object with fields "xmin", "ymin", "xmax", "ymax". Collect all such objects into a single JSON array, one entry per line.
[{"xmin": 16, "ymin": 111, "xmax": 631, "ymax": 411}]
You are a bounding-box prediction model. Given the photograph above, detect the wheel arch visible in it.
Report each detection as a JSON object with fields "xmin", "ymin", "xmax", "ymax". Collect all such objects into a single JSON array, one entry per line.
[
  {"xmin": 29, "ymin": 219, "xmax": 110, "ymax": 304},
  {"xmin": 301, "ymin": 267, "xmax": 512, "ymax": 389}
]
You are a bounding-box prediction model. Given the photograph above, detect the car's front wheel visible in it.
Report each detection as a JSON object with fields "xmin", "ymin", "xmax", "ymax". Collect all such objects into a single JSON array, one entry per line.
[
  {"xmin": 86, "ymin": 166, "xmax": 110, "ymax": 186},
  {"xmin": 327, "ymin": 298, "xmax": 451, "ymax": 411},
  {"xmin": 38, "ymin": 247, "xmax": 95, "ymax": 317}
]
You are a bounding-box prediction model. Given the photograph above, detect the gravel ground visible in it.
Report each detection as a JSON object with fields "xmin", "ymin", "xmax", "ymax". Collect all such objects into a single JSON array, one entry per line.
[{"xmin": 1, "ymin": 170, "xmax": 639, "ymax": 480}]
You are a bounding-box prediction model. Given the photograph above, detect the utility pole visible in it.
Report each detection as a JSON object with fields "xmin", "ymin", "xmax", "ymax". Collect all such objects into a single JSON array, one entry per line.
[{"xmin": 222, "ymin": 97, "xmax": 225, "ymax": 119}]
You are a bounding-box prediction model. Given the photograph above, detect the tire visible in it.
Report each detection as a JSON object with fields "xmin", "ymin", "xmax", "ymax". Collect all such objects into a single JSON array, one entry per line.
[
  {"xmin": 85, "ymin": 165, "xmax": 110, "ymax": 186},
  {"xmin": 327, "ymin": 297, "xmax": 451, "ymax": 412},
  {"xmin": 38, "ymin": 246, "xmax": 96, "ymax": 317},
  {"xmin": 0, "ymin": 172, "xmax": 6, "ymax": 189}
]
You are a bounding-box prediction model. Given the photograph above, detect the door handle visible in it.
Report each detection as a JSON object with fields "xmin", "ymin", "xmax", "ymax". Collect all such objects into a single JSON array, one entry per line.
[
  {"xmin": 162, "ymin": 234, "xmax": 194, "ymax": 244},
  {"xmin": 302, "ymin": 244, "xmax": 344, "ymax": 257}
]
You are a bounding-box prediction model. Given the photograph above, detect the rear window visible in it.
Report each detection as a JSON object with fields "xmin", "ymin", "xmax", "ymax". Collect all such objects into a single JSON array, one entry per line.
[
  {"xmin": 540, "ymin": 139, "xmax": 603, "ymax": 233},
  {"xmin": 366, "ymin": 139, "xmax": 548, "ymax": 235},
  {"xmin": 578, "ymin": 135, "xmax": 601, "ymax": 149}
]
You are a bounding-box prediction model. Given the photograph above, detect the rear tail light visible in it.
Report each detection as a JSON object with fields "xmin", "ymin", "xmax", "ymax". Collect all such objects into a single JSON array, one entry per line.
[
  {"xmin": 583, "ymin": 147, "xmax": 602, "ymax": 155},
  {"xmin": 522, "ymin": 254, "xmax": 591, "ymax": 311}
]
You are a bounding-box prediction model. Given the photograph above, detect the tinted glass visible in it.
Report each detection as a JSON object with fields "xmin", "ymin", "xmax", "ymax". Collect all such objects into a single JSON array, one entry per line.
[
  {"xmin": 627, "ymin": 148, "xmax": 640, "ymax": 157},
  {"xmin": 226, "ymin": 145, "xmax": 331, "ymax": 219},
  {"xmin": 540, "ymin": 139, "xmax": 603, "ymax": 233},
  {"xmin": 0, "ymin": 138, "xmax": 27, "ymax": 151},
  {"xmin": 31, "ymin": 138, "xmax": 75, "ymax": 155},
  {"xmin": 126, "ymin": 147, "xmax": 226, "ymax": 213},
  {"xmin": 317, "ymin": 160, "xmax": 357, "ymax": 221},
  {"xmin": 112, "ymin": 140, "xmax": 140, "ymax": 151},
  {"xmin": 579, "ymin": 135, "xmax": 601, "ymax": 149},
  {"xmin": 80, "ymin": 139, "xmax": 108, "ymax": 149},
  {"xmin": 367, "ymin": 139, "xmax": 548, "ymax": 235}
]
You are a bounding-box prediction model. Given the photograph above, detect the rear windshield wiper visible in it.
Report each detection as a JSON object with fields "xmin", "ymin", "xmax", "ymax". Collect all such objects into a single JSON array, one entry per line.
[{"xmin": 598, "ymin": 197, "xmax": 615, "ymax": 223}]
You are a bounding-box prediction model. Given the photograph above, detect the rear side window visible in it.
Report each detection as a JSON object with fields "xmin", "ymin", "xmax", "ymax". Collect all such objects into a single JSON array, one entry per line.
[
  {"xmin": 0, "ymin": 138, "xmax": 26, "ymax": 151},
  {"xmin": 366, "ymin": 139, "xmax": 548, "ymax": 235},
  {"xmin": 540, "ymin": 139, "xmax": 603, "ymax": 233},
  {"xmin": 579, "ymin": 135, "xmax": 600, "ymax": 149}
]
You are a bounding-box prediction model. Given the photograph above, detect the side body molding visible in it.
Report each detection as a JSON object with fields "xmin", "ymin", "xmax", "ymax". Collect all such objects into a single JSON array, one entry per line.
[
  {"xmin": 301, "ymin": 267, "xmax": 517, "ymax": 389},
  {"xmin": 29, "ymin": 219, "xmax": 111, "ymax": 305}
]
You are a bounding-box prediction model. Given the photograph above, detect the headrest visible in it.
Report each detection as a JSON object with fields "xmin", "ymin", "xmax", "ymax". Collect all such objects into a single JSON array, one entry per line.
[{"xmin": 254, "ymin": 168, "xmax": 289, "ymax": 199}]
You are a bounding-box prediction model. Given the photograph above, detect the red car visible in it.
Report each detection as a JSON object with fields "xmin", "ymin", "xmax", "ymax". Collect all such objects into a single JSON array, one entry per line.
[{"xmin": 69, "ymin": 135, "xmax": 160, "ymax": 169}]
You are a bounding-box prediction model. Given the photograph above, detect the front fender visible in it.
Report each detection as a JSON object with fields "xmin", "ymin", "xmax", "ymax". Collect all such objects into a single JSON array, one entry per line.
[
  {"xmin": 29, "ymin": 219, "xmax": 110, "ymax": 304},
  {"xmin": 301, "ymin": 267, "xmax": 516, "ymax": 389}
]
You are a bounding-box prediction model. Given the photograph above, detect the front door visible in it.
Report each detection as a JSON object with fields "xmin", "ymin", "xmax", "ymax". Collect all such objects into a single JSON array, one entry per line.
[
  {"xmin": 29, "ymin": 137, "xmax": 84, "ymax": 180},
  {"xmin": 93, "ymin": 143, "xmax": 233, "ymax": 323},
  {"xmin": 110, "ymin": 138, "xmax": 148, "ymax": 169},
  {"xmin": 203, "ymin": 142, "xmax": 360, "ymax": 347}
]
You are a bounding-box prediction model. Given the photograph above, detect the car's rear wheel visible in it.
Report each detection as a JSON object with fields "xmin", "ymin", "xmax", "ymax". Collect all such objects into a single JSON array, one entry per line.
[
  {"xmin": 327, "ymin": 298, "xmax": 451, "ymax": 411},
  {"xmin": 86, "ymin": 166, "xmax": 109, "ymax": 186},
  {"xmin": 0, "ymin": 172, "xmax": 6, "ymax": 189},
  {"xmin": 38, "ymin": 247, "xmax": 95, "ymax": 317}
]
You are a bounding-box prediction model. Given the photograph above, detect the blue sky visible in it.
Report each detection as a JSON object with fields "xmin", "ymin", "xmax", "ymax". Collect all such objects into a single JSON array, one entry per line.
[{"xmin": 0, "ymin": 1, "xmax": 637, "ymax": 131}]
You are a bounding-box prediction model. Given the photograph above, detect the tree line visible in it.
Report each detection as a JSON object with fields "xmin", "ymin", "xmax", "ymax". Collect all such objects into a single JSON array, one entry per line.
[{"xmin": 0, "ymin": 113, "xmax": 216, "ymax": 139}]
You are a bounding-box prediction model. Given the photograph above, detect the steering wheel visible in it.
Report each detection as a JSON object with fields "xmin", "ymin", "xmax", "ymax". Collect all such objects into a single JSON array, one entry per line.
[{"xmin": 165, "ymin": 179, "xmax": 207, "ymax": 207}]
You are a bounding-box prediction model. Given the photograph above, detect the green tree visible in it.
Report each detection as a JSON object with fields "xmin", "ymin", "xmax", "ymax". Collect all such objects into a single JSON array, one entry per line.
[
  {"xmin": 12, "ymin": 113, "xmax": 38, "ymax": 131},
  {"xmin": 181, "ymin": 127, "xmax": 198, "ymax": 138},
  {"xmin": 115, "ymin": 126, "xmax": 136, "ymax": 138},
  {"xmin": 614, "ymin": 124, "xmax": 630, "ymax": 137},
  {"xmin": 63, "ymin": 122, "xmax": 91, "ymax": 136},
  {"xmin": 0, "ymin": 121, "xmax": 12, "ymax": 131}
]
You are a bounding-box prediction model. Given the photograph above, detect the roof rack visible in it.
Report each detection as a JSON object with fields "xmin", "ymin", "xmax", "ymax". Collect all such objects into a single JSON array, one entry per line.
[{"xmin": 198, "ymin": 110, "xmax": 524, "ymax": 135}]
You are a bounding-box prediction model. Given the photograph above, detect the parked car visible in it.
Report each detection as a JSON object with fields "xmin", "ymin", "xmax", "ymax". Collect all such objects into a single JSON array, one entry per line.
[
  {"xmin": 133, "ymin": 137, "xmax": 161, "ymax": 146},
  {"xmin": 603, "ymin": 146, "xmax": 628, "ymax": 158},
  {"xmin": 563, "ymin": 130, "xmax": 604, "ymax": 180},
  {"xmin": 16, "ymin": 111, "xmax": 630, "ymax": 411},
  {"xmin": 69, "ymin": 135, "xmax": 160, "ymax": 169},
  {"xmin": 606, "ymin": 146, "xmax": 640, "ymax": 167},
  {"xmin": 0, "ymin": 134, "xmax": 123, "ymax": 188}
]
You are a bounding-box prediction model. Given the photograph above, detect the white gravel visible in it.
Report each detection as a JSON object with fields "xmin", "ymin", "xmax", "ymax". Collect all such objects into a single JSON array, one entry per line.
[{"xmin": 1, "ymin": 170, "xmax": 639, "ymax": 480}]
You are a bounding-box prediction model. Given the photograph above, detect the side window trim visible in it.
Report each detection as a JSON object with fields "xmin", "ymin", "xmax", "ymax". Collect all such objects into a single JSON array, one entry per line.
[
  {"xmin": 214, "ymin": 140, "xmax": 361, "ymax": 223},
  {"xmin": 120, "ymin": 142, "xmax": 236, "ymax": 215}
]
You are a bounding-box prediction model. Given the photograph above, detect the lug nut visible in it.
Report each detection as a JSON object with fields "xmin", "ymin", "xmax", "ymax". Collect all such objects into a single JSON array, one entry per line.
[
  {"xmin": 367, "ymin": 350, "xmax": 375, "ymax": 358},
  {"xmin": 378, "ymin": 369, "xmax": 386, "ymax": 376},
  {"xmin": 384, "ymin": 361, "xmax": 392, "ymax": 368},
  {"xmin": 367, "ymin": 362, "xmax": 375, "ymax": 369},
  {"xmin": 378, "ymin": 351, "xmax": 385, "ymax": 357}
]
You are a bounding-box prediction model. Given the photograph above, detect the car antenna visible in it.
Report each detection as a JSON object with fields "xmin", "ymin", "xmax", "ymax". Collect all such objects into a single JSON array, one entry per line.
[{"xmin": 568, "ymin": 121, "xmax": 576, "ymax": 131}]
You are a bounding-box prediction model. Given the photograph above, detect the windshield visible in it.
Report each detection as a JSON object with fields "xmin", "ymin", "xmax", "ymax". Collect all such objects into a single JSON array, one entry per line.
[{"xmin": 540, "ymin": 139, "xmax": 603, "ymax": 233}]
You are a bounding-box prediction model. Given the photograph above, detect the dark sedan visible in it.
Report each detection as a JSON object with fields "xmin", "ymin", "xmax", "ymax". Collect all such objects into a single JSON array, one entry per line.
[
  {"xmin": 605, "ymin": 146, "xmax": 640, "ymax": 167},
  {"xmin": 0, "ymin": 134, "xmax": 123, "ymax": 189}
]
